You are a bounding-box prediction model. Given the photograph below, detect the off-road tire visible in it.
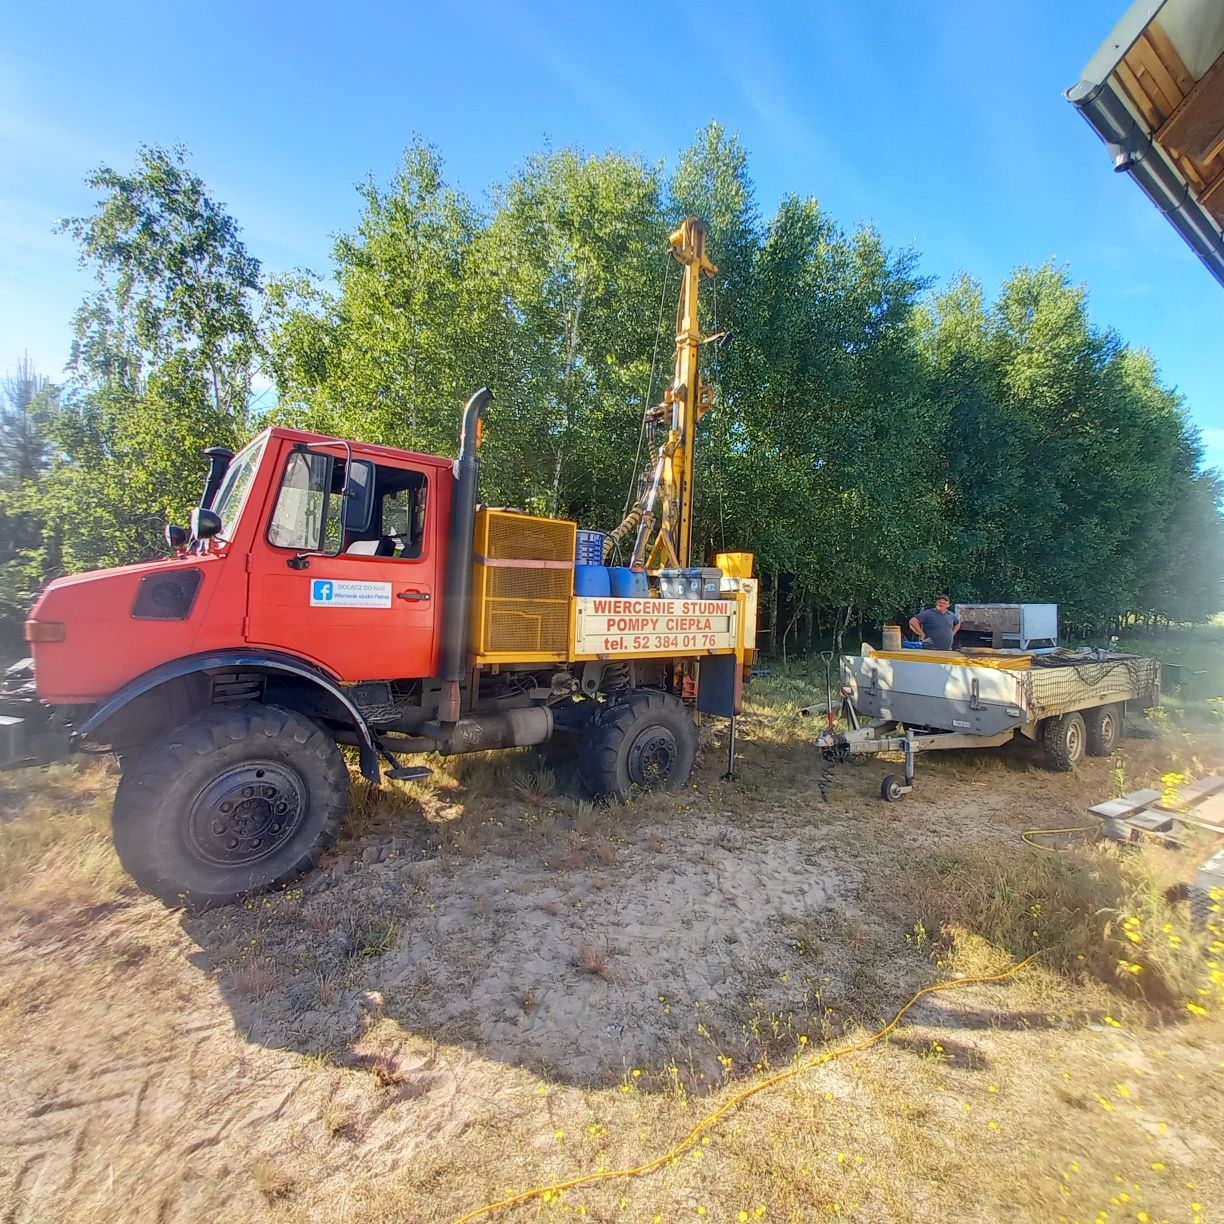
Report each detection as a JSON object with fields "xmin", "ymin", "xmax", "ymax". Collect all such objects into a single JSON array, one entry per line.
[
  {"xmin": 1084, "ymin": 702, "xmax": 1122, "ymax": 756},
  {"xmin": 112, "ymin": 703, "xmax": 348, "ymax": 910},
  {"xmin": 1041, "ymin": 711, "xmax": 1086, "ymax": 772},
  {"xmin": 579, "ymin": 689, "xmax": 698, "ymax": 800}
]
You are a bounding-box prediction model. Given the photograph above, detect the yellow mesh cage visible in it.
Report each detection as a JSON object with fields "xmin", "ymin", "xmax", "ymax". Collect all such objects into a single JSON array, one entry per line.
[{"xmin": 471, "ymin": 509, "xmax": 576, "ymax": 659}]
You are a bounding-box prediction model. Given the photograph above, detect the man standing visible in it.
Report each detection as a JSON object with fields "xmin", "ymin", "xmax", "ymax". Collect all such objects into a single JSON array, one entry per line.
[{"xmin": 909, "ymin": 595, "xmax": 960, "ymax": 651}]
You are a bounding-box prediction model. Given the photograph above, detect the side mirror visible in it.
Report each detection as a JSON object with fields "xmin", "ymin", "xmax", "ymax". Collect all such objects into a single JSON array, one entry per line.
[
  {"xmin": 164, "ymin": 523, "xmax": 188, "ymax": 550},
  {"xmin": 342, "ymin": 459, "xmax": 375, "ymax": 534},
  {"xmin": 191, "ymin": 507, "xmax": 224, "ymax": 541}
]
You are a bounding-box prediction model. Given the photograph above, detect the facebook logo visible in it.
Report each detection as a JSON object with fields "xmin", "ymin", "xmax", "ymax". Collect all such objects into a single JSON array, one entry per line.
[{"xmin": 311, "ymin": 579, "xmax": 334, "ymax": 603}]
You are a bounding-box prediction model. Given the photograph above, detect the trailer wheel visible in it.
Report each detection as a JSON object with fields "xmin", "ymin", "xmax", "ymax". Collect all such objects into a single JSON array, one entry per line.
[
  {"xmin": 112, "ymin": 703, "xmax": 348, "ymax": 910},
  {"xmin": 1041, "ymin": 712, "xmax": 1085, "ymax": 772},
  {"xmin": 880, "ymin": 774, "xmax": 905, "ymax": 802},
  {"xmin": 579, "ymin": 689, "xmax": 697, "ymax": 800},
  {"xmin": 1084, "ymin": 703, "xmax": 1121, "ymax": 756}
]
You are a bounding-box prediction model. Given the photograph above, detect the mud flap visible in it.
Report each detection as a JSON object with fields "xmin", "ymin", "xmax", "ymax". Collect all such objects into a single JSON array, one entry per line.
[{"xmin": 695, "ymin": 655, "xmax": 741, "ymax": 718}]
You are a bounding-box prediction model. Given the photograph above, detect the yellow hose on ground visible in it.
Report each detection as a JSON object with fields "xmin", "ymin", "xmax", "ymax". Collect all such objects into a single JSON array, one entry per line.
[
  {"xmin": 1020, "ymin": 825, "xmax": 1096, "ymax": 851},
  {"xmin": 452, "ymin": 952, "xmax": 1041, "ymax": 1223}
]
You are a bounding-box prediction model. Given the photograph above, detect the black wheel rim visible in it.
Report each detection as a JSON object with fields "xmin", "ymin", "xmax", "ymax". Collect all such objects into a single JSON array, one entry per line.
[
  {"xmin": 185, "ymin": 760, "xmax": 308, "ymax": 867},
  {"xmin": 627, "ymin": 724, "xmax": 679, "ymax": 788}
]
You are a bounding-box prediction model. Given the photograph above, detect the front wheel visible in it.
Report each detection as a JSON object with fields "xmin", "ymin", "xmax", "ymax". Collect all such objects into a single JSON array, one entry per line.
[
  {"xmin": 579, "ymin": 689, "xmax": 698, "ymax": 800},
  {"xmin": 112, "ymin": 703, "xmax": 349, "ymax": 909},
  {"xmin": 880, "ymin": 774, "xmax": 905, "ymax": 802}
]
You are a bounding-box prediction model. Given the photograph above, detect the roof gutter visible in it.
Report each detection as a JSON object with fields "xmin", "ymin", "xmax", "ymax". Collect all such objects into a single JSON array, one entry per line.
[{"xmin": 1067, "ymin": 76, "xmax": 1224, "ymax": 290}]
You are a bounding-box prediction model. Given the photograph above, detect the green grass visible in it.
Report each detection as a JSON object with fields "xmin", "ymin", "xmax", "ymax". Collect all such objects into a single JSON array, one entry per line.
[{"xmin": 1113, "ymin": 620, "xmax": 1223, "ymax": 697}]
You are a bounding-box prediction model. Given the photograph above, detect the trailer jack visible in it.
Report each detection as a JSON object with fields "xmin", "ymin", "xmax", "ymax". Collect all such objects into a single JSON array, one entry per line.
[{"xmin": 816, "ymin": 715, "xmax": 1017, "ymax": 801}]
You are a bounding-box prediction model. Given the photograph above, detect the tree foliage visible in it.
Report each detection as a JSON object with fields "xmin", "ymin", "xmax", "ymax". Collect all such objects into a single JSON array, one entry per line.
[
  {"xmin": 5, "ymin": 128, "xmax": 1221, "ymax": 653},
  {"xmin": 39, "ymin": 146, "xmax": 258, "ymax": 574}
]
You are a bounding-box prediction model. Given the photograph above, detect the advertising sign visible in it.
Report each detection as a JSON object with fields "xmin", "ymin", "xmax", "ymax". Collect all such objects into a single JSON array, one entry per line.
[{"xmin": 573, "ymin": 597, "xmax": 738, "ymax": 656}]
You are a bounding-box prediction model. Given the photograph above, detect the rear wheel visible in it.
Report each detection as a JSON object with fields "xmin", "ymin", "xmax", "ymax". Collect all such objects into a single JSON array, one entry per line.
[
  {"xmin": 579, "ymin": 689, "xmax": 698, "ymax": 800},
  {"xmin": 112, "ymin": 703, "xmax": 349, "ymax": 910},
  {"xmin": 1085, "ymin": 703, "xmax": 1122, "ymax": 756},
  {"xmin": 1041, "ymin": 711, "xmax": 1086, "ymax": 772}
]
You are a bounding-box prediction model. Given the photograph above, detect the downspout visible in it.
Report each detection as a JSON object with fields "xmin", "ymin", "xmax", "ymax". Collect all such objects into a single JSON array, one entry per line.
[{"xmin": 439, "ymin": 387, "xmax": 493, "ymax": 723}]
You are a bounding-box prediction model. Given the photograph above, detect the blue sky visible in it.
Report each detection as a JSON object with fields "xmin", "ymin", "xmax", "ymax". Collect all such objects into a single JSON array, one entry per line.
[{"xmin": 1, "ymin": 0, "xmax": 1220, "ymax": 468}]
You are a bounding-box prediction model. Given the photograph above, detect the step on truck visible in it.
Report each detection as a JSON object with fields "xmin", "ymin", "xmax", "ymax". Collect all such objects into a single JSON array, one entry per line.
[{"xmin": 1, "ymin": 218, "xmax": 758, "ymax": 909}]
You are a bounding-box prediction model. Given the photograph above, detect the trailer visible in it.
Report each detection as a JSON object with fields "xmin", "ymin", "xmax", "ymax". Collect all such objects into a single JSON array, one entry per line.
[{"xmin": 817, "ymin": 644, "xmax": 1160, "ymax": 800}]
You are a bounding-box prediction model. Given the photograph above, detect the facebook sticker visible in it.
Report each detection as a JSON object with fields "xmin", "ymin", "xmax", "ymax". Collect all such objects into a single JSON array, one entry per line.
[{"xmin": 308, "ymin": 578, "xmax": 393, "ymax": 608}]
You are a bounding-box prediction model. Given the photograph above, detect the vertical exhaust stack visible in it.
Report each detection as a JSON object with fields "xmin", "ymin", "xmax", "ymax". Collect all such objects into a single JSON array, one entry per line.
[
  {"xmin": 439, "ymin": 387, "xmax": 492, "ymax": 723},
  {"xmin": 201, "ymin": 446, "xmax": 235, "ymax": 509}
]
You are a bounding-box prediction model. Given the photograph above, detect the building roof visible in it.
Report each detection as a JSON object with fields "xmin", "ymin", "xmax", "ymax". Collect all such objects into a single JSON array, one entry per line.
[{"xmin": 1067, "ymin": 0, "xmax": 1224, "ymax": 288}]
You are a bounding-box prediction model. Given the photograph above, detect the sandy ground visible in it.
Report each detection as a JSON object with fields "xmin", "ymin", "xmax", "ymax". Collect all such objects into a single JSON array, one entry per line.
[{"xmin": 1, "ymin": 708, "xmax": 1222, "ymax": 1223}]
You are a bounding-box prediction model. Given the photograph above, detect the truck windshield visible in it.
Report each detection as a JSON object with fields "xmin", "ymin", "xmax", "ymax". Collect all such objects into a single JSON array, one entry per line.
[{"xmin": 211, "ymin": 437, "xmax": 266, "ymax": 540}]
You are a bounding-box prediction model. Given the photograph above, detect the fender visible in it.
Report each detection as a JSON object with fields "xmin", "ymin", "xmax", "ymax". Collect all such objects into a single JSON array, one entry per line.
[{"xmin": 79, "ymin": 649, "xmax": 382, "ymax": 782}]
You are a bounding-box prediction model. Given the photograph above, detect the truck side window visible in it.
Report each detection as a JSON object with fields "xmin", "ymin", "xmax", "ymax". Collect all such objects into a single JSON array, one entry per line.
[
  {"xmin": 268, "ymin": 452, "xmax": 344, "ymax": 551},
  {"xmin": 380, "ymin": 474, "xmax": 428, "ymax": 560}
]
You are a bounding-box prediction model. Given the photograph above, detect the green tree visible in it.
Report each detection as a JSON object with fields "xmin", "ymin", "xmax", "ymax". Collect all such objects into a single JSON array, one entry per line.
[
  {"xmin": 43, "ymin": 146, "xmax": 259, "ymax": 571},
  {"xmin": 268, "ymin": 139, "xmax": 492, "ymax": 456},
  {"xmin": 59, "ymin": 144, "xmax": 262, "ymax": 419},
  {"xmin": 1, "ymin": 355, "xmax": 55, "ymax": 489}
]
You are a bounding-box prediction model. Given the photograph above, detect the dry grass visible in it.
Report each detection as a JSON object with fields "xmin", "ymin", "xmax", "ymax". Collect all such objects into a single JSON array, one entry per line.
[
  {"xmin": 889, "ymin": 838, "xmax": 1216, "ymax": 1014},
  {"xmin": 0, "ymin": 663, "xmax": 1222, "ymax": 1222},
  {"xmin": 0, "ymin": 760, "xmax": 128, "ymax": 917},
  {"xmin": 576, "ymin": 942, "xmax": 615, "ymax": 981}
]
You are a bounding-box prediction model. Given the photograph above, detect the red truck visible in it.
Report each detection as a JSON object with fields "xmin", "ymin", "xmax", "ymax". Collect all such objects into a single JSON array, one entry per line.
[{"xmin": 2, "ymin": 219, "xmax": 758, "ymax": 910}]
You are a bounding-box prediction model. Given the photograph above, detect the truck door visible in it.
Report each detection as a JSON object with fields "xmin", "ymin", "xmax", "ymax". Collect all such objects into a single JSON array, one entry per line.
[{"xmin": 246, "ymin": 445, "xmax": 441, "ymax": 681}]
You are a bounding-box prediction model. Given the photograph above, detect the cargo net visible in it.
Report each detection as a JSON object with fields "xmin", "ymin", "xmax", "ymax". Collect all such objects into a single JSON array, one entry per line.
[{"xmin": 1021, "ymin": 652, "xmax": 1160, "ymax": 720}]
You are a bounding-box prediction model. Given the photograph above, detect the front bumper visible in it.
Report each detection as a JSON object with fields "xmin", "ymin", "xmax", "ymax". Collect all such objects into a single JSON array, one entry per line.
[
  {"xmin": 0, "ymin": 662, "xmax": 74, "ymax": 769},
  {"xmin": 0, "ymin": 714, "xmax": 28, "ymax": 769}
]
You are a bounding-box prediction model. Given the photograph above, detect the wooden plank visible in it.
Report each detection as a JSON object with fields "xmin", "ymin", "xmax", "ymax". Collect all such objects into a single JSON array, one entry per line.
[
  {"xmin": 1157, "ymin": 53, "xmax": 1224, "ymax": 162},
  {"xmin": 1115, "ymin": 59, "xmax": 1164, "ymax": 130},
  {"xmin": 1200, "ymin": 137, "xmax": 1224, "ymax": 174},
  {"xmin": 1130, "ymin": 32, "xmax": 1186, "ymax": 115},
  {"xmin": 1126, "ymin": 809, "xmax": 1176, "ymax": 833},
  {"xmin": 1199, "ymin": 170, "xmax": 1224, "ymax": 220},
  {"xmin": 1177, "ymin": 153, "xmax": 1207, "ymax": 190},
  {"xmin": 1089, "ymin": 788, "xmax": 1161, "ymax": 819},
  {"xmin": 1145, "ymin": 20, "xmax": 1195, "ymax": 95},
  {"xmin": 1181, "ymin": 775, "xmax": 1224, "ymax": 806}
]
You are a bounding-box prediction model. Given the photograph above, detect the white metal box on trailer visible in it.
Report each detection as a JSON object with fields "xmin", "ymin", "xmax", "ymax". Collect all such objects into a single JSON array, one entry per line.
[
  {"xmin": 845, "ymin": 651, "xmax": 1028, "ymax": 736},
  {"xmin": 955, "ymin": 603, "xmax": 1058, "ymax": 651}
]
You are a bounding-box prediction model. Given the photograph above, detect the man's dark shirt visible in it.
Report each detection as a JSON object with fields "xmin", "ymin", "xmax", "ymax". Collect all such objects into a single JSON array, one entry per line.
[{"xmin": 916, "ymin": 608, "xmax": 957, "ymax": 650}]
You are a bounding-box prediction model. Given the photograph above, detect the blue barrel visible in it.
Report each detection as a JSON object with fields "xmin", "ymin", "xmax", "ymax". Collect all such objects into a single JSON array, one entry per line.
[
  {"xmin": 609, "ymin": 567, "xmax": 648, "ymax": 597},
  {"xmin": 575, "ymin": 529, "xmax": 607, "ymax": 566},
  {"xmin": 574, "ymin": 564, "xmax": 611, "ymax": 596}
]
